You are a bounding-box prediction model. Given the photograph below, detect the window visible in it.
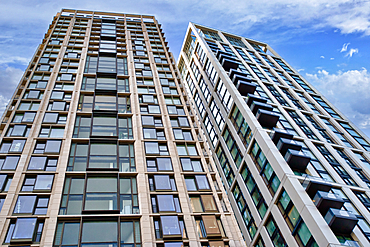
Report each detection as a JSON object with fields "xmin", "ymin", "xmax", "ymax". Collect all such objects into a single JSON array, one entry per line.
[
  {"xmin": 173, "ymin": 129, "xmax": 193, "ymax": 140},
  {"xmin": 28, "ymin": 156, "xmax": 58, "ymax": 171},
  {"xmin": 5, "ymin": 218, "xmax": 43, "ymax": 243},
  {"xmin": 94, "ymin": 95, "xmax": 116, "ymax": 111},
  {"xmin": 154, "ymin": 216, "xmax": 185, "ymax": 238},
  {"xmin": 33, "ymin": 140, "xmax": 62, "ymax": 154},
  {"xmin": 67, "ymin": 143, "xmax": 135, "ymax": 172},
  {"xmin": 21, "ymin": 175, "xmax": 54, "ymax": 192},
  {"xmin": 24, "ymin": 90, "xmax": 43, "ymax": 99},
  {"xmin": 145, "ymin": 142, "xmax": 168, "ymax": 155},
  {"xmin": 28, "ymin": 80, "xmax": 47, "ymax": 89},
  {"xmin": 12, "ymin": 112, "xmax": 36, "ymax": 123},
  {"xmin": 196, "ymin": 215, "xmax": 224, "ymax": 238},
  {"xmin": 0, "ymin": 140, "xmax": 26, "ymax": 153},
  {"xmin": 54, "ymin": 220, "xmax": 141, "ymax": 247},
  {"xmin": 190, "ymin": 195, "xmax": 217, "ymax": 212},
  {"xmin": 6, "ymin": 125, "xmax": 30, "ymax": 137},
  {"xmin": 0, "ymin": 174, "xmax": 12, "ymax": 191},
  {"xmin": 18, "ymin": 101, "xmax": 40, "ymax": 111},
  {"xmin": 152, "ymin": 195, "xmax": 181, "ymax": 213},
  {"xmin": 276, "ymin": 189, "xmax": 318, "ymax": 247},
  {"xmin": 240, "ymin": 164, "xmax": 268, "ymax": 218},
  {"xmin": 167, "ymin": 106, "xmax": 185, "ymax": 115},
  {"xmin": 176, "ymin": 144, "xmax": 198, "ymax": 156},
  {"xmin": 180, "ymin": 158, "xmax": 203, "ymax": 172},
  {"xmin": 47, "ymin": 101, "xmax": 69, "ymax": 111},
  {"xmin": 140, "ymin": 105, "xmax": 161, "ymax": 114},
  {"xmin": 170, "ymin": 117, "xmax": 190, "ymax": 127},
  {"xmin": 149, "ymin": 175, "xmax": 176, "ymax": 191},
  {"xmin": 143, "ymin": 128, "xmax": 165, "ymax": 140},
  {"xmin": 146, "ymin": 157, "xmax": 173, "ymax": 172},
  {"xmin": 0, "ymin": 156, "xmax": 20, "ymax": 170},
  {"xmin": 50, "ymin": 91, "xmax": 71, "ymax": 100},
  {"xmin": 185, "ymin": 175, "xmax": 210, "ymax": 191},
  {"xmin": 249, "ymin": 141, "xmax": 280, "ymax": 195},
  {"xmin": 265, "ymin": 216, "xmax": 287, "ymax": 247},
  {"xmin": 39, "ymin": 127, "xmax": 65, "ymax": 137},
  {"xmin": 222, "ymin": 127, "xmax": 243, "ymax": 168},
  {"xmin": 43, "ymin": 113, "xmax": 67, "ymax": 124},
  {"xmin": 60, "ymin": 176, "xmax": 138, "ymax": 214},
  {"xmin": 216, "ymin": 145, "xmax": 235, "ymax": 186},
  {"xmin": 13, "ymin": 196, "xmax": 49, "ymax": 215}
]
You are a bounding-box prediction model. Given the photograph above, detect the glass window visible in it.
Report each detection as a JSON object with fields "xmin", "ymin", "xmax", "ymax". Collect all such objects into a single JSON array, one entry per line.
[
  {"xmin": 1, "ymin": 156, "xmax": 20, "ymax": 170},
  {"xmin": 85, "ymin": 177, "xmax": 117, "ymax": 211},
  {"xmin": 6, "ymin": 218, "xmax": 41, "ymax": 243},
  {"xmin": 82, "ymin": 221, "xmax": 117, "ymax": 244},
  {"xmin": 160, "ymin": 216, "xmax": 182, "ymax": 236}
]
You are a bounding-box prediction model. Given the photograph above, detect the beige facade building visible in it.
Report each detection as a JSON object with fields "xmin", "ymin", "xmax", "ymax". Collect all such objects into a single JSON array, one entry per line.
[
  {"xmin": 0, "ymin": 10, "xmax": 245, "ymax": 247},
  {"xmin": 178, "ymin": 23, "xmax": 370, "ymax": 247}
]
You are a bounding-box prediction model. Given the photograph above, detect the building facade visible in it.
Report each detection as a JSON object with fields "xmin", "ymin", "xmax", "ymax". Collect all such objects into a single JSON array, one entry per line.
[
  {"xmin": 0, "ymin": 10, "xmax": 245, "ymax": 247},
  {"xmin": 178, "ymin": 23, "xmax": 370, "ymax": 247}
]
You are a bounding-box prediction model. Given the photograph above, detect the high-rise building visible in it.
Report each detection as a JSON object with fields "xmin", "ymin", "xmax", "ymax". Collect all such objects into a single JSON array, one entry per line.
[
  {"xmin": 178, "ymin": 23, "xmax": 370, "ymax": 247},
  {"xmin": 0, "ymin": 10, "xmax": 245, "ymax": 247}
]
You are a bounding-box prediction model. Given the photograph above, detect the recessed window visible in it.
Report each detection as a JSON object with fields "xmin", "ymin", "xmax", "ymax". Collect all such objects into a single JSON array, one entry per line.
[
  {"xmin": 60, "ymin": 176, "xmax": 138, "ymax": 214},
  {"xmin": 0, "ymin": 156, "xmax": 20, "ymax": 170},
  {"xmin": 170, "ymin": 117, "xmax": 190, "ymax": 127},
  {"xmin": 12, "ymin": 112, "xmax": 36, "ymax": 123},
  {"xmin": 0, "ymin": 140, "xmax": 26, "ymax": 153},
  {"xmin": 33, "ymin": 140, "xmax": 62, "ymax": 154},
  {"xmin": 28, "ymin": 156, "xmax": 58, "ymax": 171},
  {"xmin": 176, "ymin": 144, "xmax": 198, "ymax": 156},
  {"xmin": 150, "ymin": 175, "xmax": 176, "ymax": 191},
  {"xmin": 54, "ymin": 220, "xmax": 141, "ymax": 246},
  {"xmin": 5, "ymin": 218, "xmax": 43, "ymax": 243},
  {"xmin": 185, "ymin": 175, "xmax": 210, "ymax": 191},
  {"xmin": 13, "ymin": 196, "xmax": 49, "ymax": 215},
  {"xmin": 190, "ymin": 195, "xmax": 217, "ymax": 212},
  {"xmin": 39, "ymin": 127, "xmax": 65, "ymax": 137},
  {"xmin": 152, "ymin": 195, "xmax": 181, "ymax": 213},
  {"xmin": 21, "ymin": 175, "xmax": 54, "ymax": 192},
  {"xmin": 146, "ymin": 157, "xmax": 172, "ymax": 172},
  {"xmin": 6, "ymin": 125, "xmax": 29, "ymax": 137},
  {"xmin": 180, "ymin": 158, "xmax": 203, "ymax": 172},
  {"xmin": 0, "ymin": 174, "xmax": 12, "ymax": 191},
  {"xmin": 145, "ymin": 142, "xmax": 168, "ymax": 155}
]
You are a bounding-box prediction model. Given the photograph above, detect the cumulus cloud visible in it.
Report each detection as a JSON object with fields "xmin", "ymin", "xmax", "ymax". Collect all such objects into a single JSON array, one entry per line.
[
  {"xmin": 320, "ymin": 56, "xmax": 325, "ymax": 59},
  {"xmin": 341, "ymin": 43, "xmax": 350, "ymax": 52},
  {"xmin": 345, "ymin": 48, "xmax": 359, "ymax": 57},
  {"xmin": 330, "ymin": 58, "xmax": 334, "ymax": 60},
  {"xmin": 306, "ymin": 68, "xmax": 370, "ymax": 137}
]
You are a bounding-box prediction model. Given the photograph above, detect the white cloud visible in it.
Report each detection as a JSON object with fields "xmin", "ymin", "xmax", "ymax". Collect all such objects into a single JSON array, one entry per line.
[
  {"xmin": 320, "ymin": 56, "xmax": 325, "ymax": 59},
  {"xmin": 306, "ymin": 68, "xmax": 370, "ymax": 137},
  {"xmin": 0, "ymin": 66, "xmax": 23, "ymax": 117},
  {"xmin": 340, "ymin": 42, "xmax": 350, "ymax": 52},
  {"xmin": 345, "ymin": 48, "xmax": 359, "ymax": 57},
  {"xmin": 330, "ymin": 58, "xmax": 334, "ymax": 60}
]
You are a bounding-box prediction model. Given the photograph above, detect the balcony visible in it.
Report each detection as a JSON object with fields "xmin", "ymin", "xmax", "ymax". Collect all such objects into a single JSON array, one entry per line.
[
  {"xmin": 270, "ymin": 128, "xmax": 294, "ymax": 145},
  {"xmin": 277, "ymin": 138, "xmax": 301, "ymax": 156},
  {"xmin": 256, "ymin": 109, "xmax": 280, "ymax": 128},
  {"xmin": 305, "ymin": 179, "xmax": 332, "ymax": 198},
  {"xmin": 245, "ymin": 93, "xmax": 267, "ymax": 107},
  {"xmin": 324, "ymin": 208, "xmax": 358, "ymax": 234},
  {"xmin": 250, "ymin": 101, "xmax": 273, "ymax": 115},
  {"xmin": 313, "ymin": 191, "xmax": 344, "ymax": 214},
  {"xmin": 221, "ymin": 57, "xmax": 239, "ymax": 71},
  {"xmin": 216, "ymin": 51, "xmax": 239, "ymax": 72},
  {"xmin": 284, "ymin": 149, "xmax": 311, "ymax": 172},
  {"xmin": 237, "ymin": 80, "xmax": 257, "ymax": 96}
]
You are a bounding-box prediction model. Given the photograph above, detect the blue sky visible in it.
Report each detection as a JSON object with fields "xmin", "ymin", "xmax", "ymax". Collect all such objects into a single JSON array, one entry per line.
[{"xmin": 1, "ymin": 0, "xmax": 370, "ymax": 138}]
